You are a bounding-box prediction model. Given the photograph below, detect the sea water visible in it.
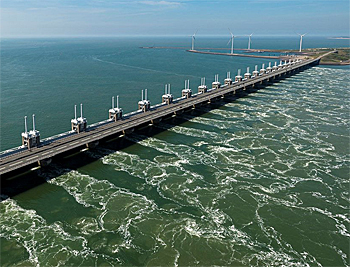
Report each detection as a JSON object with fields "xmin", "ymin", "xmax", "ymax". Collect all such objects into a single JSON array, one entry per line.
[{"xmin": 0, "ymin": 37, "xmax": 349, "ymax": 266}]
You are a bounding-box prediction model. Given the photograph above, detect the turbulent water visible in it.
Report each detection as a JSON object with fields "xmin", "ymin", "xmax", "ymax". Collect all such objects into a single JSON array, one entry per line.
[{"xmin": 1, "ymin": 38, "xmax": 349, "ymax": 266}]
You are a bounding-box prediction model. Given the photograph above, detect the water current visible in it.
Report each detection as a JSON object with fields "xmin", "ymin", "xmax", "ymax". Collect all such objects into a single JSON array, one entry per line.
[{"xmin": 0, "ymin": 38, "xmax": 349, "ymax": 266}]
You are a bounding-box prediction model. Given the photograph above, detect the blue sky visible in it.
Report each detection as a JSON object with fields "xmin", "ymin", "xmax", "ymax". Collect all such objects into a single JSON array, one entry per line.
[{"xmin": 1, "ymin": 0, "xmax": 349, "ymax": 37}]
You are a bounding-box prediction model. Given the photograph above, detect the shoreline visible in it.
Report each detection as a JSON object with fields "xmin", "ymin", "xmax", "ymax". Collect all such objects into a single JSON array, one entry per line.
[
  {"xmin": 141, "ymin": 46, "xmax": 349, "ymax": 66},
  {"xmin": 186, "ymin": 49, "xmax": 282, "ymax": 59},
  {"xmin": 189, "ymin": 49, "xmax": 349, "ymax": 66}
]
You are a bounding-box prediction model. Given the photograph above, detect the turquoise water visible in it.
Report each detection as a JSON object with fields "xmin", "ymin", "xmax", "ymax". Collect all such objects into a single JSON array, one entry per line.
[
  {"xmin": 1, "ymin": 37, "xmax": 349, "ymax": 151},
  {"xmin": 0, "ymin": 37, "xmax": 349, "ymax": 266}
]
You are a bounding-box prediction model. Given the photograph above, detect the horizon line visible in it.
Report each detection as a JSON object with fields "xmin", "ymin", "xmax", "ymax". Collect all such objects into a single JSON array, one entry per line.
[{"xmin": 2, "ymin": 34, "xmax": 349, "ymax": 39}]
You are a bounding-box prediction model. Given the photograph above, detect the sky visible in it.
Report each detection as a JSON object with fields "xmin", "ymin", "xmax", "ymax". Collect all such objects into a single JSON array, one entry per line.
[{"xmin": 1, "ymin": 0, "xmax": 349, "ymax": 37}]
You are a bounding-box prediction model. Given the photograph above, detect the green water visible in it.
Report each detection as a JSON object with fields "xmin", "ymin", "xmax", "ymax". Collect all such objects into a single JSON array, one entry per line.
[{"xmin": 0, "ymin": 38, "xmax": 349, "ymax": 266}]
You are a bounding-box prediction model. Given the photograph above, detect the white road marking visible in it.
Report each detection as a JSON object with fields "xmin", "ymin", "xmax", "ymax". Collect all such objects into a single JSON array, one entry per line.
[
  {"xmin": 26, "ymin": 157, "xmax": 38, "ymax": 161},
  {"xmin": 56, "ymin": 146, "xmax": 68, "ymax": 151},
  {"xmin": 10, "ymin": 161, "xmax": 22, "ymax": 167}
]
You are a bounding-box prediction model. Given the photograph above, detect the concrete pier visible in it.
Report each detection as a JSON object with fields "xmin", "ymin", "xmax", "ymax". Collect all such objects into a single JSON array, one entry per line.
[
  {"xmin": 138, "ymin": 89, "xmax": 151, "ymax": 112},
  {"xmin": 235, "ymin": 69, "xmax": 242, "ymax": 82},
  {"xmin": 182, "ymin": 80, "xmax": 192, "ymax": 98},
  {"xmin": 224, "ymin": 72, "xmax": 233, "ymax": 85},
  {"xmin": 109, "ymin": 96, "xmax": 123, "ymax": 121},
  {"xmin": 71, "ymin": 104, "xmax": 87, "ymax": 133},
  {"xmin": 162, "ymin": 84, "xmax": 174, "ymax": 105},
  {"xmin": 198, "ymin": 77, "xmax": 208, "ymax": 94},
  {"xmin": 212, "ymin": 74, "xmax": 221, "ymax": 89},
  {"xmin": 22, "ymin": 115, "xmax": 41, "ymax": 149}
]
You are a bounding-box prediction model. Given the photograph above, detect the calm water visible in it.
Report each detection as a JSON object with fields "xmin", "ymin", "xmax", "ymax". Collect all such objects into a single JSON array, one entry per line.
[{"xmin": 0, "ymin": 37, "xmax": 349, "ymax": 266}]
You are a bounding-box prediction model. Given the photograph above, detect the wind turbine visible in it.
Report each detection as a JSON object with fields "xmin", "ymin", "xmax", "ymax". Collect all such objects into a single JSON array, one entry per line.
[
  {"xmin": 227, "ymin": 28, "xmax": 235, "ymax": 54},
  {"xmin": 298, "ymin": 33, "xmax": 306, "ymax": 52},
  {"xmin": 190, "ymin": 31, "xmax": 197, "ymax": 51},
  {"xmin": 247, "ymin": 33, "xmax": 253, "ymax": 50}
]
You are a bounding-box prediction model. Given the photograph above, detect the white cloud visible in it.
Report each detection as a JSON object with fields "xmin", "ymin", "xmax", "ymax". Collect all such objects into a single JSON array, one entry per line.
[{"xmin": 139, "ymin": 1, "xmax": 181, "ymax": 6}]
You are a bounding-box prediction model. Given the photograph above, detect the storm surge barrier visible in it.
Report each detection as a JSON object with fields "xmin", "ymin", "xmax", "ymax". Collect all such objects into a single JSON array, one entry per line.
[{"xmin": 0, "ymin": 56, "xmax": 324, "ymax": 176}]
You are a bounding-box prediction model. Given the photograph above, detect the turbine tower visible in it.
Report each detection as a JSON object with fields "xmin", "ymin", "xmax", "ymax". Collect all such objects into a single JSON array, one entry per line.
[
  {"xmin": 227, "ymin": 28, "xmax": 235, "ymax": 54},
  {"xmin": 247, "ymin": 33, "xmax": 253, "ymax": 50},
  {"xmin": 191, "ymin": 31, "xmax": 197, "ymax": 51},
  {"xmin": 298, "ymin": 33, "xmax": 306, "ymax": 52}
]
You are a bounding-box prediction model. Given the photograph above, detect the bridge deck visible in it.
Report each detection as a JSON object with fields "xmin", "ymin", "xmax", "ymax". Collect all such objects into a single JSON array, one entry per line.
[{"xmin": 0, "ymin": 57, "xmax": 322, "ymax": 176}]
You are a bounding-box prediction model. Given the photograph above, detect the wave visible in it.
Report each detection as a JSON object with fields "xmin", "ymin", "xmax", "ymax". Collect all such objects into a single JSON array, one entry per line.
[
  {"xmin": 0, "ymin": 198, "xmax": 119, "ymax": 266},
  {"xmin": 92, "ymin": 56, "xmax": 200, "ymax": 78},
  {"xmin": 125, "ymin": 134, "xmax": 217, "ymax": 166}
]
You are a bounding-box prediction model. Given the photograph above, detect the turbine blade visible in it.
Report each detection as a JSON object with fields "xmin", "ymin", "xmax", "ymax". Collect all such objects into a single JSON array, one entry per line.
[
  {"xmin": 227, "ymin": 39, "xmax": 231, "ymax": 45},
  {"xmin": 228, "ymin": 27, "xmax": 233, "ymax": 36}
]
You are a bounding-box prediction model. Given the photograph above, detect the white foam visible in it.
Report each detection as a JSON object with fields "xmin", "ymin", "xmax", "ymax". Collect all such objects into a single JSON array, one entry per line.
[
  {"xmin": 126, "ymin": 134, "xmax": 217, "ymax": 166},
  {"xmin": 46, "ymin": 170, "xmax": 158, "ymax": 253},
  {"xmin": 157, "ymin": 123, "xmax": 224, "ymax": 143},
  {"xmin": 0, "ymin": 199, "xmax": 112, "ymax": 266},
  {"xmin": 180, "ymin": 115, "xmax": 233, "ymax": 129}
]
